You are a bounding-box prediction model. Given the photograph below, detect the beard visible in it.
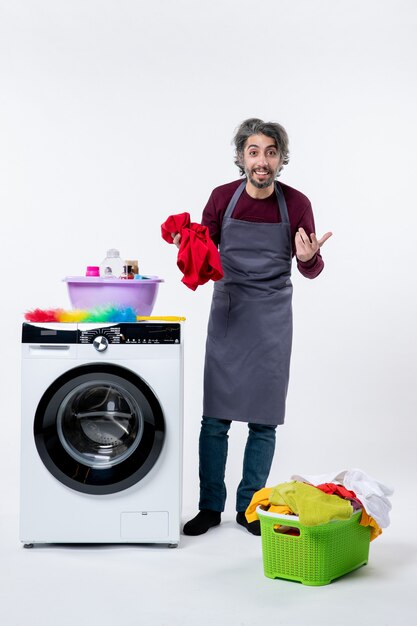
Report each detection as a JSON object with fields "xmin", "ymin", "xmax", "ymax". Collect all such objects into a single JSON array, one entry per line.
[{"xmin": 244, "ymin": 166, "xmax": 276, "ymax": 189}]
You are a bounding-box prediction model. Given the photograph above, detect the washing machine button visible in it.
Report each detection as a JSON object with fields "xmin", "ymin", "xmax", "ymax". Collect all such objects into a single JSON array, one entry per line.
[{"xmin": 93, "ymin": 336, "xmax": 109, "ymax": 352}]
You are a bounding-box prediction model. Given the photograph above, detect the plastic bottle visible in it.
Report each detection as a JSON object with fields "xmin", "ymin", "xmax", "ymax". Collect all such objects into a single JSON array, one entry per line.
[{"xmin": 100, "ymin": 249, "xmax": 124, "ymax": 278}]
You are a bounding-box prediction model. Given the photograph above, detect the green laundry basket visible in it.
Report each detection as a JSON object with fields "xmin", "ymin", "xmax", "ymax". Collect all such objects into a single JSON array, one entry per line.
[{"xmin": 257, "ymin": 507, "xmax": 371, "ymax": 586}]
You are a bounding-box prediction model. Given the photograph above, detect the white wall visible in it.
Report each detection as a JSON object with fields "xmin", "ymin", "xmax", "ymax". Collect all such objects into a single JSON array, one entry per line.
[{"xmin": 1, "ymin": 0, "xmax": 416, "ymax": 514}]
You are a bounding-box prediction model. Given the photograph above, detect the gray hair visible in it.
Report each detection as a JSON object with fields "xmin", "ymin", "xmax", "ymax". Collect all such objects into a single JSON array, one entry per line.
[{"xmin": 233, "ymin": 118, "xmax": 290, "ymax": 177}]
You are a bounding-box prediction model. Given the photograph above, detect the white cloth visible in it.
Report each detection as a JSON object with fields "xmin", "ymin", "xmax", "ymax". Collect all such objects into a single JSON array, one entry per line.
[{"xmin": 291, "ymin": 469, "xmax": 394, "ymax": 528}]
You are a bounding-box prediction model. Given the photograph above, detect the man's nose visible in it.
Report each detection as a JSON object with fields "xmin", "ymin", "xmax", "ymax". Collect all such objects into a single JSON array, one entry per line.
[{"xmin": 257, "ymin": 154, "xmax": 268, "ymax": 165}]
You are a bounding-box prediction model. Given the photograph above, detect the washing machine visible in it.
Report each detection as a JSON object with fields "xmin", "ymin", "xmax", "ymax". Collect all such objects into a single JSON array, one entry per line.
[{"xmin": 20, "ymin": 321, "xmax": 183, "ymax": 547}]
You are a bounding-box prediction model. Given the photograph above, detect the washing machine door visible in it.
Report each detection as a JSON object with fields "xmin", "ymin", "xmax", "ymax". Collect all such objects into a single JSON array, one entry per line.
[{"xmin": 34, "ymin": 364, "xmax": 165, "ymax": 494}]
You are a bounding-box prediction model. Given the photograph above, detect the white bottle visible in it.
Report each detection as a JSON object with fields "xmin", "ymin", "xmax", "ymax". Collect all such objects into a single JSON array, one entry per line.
[{"xmin": 100, "ymin": 249, "xmax": 124, "ymax": 278}]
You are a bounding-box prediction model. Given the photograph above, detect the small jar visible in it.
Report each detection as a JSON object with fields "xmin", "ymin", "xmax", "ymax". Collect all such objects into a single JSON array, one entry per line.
[
  {"xmin": 124, "ymin": 259, "xmax": 139, "ymax": 275},
  {"xmin": 86, "ymin": 266, "xmax": 100, "ymax": 277},
  {"xmin": 120, "ymin": 264, "xmax": 134, "ymax": 279}
]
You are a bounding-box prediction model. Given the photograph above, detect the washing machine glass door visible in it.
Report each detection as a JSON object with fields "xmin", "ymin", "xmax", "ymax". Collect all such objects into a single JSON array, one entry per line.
[
  {"xmin": 57, "ymin": 380, "xmax": 143, "ymax": 469},
  {"xmin": 34, "ymin": 364, "xmax": 165, "ymax": 494}
]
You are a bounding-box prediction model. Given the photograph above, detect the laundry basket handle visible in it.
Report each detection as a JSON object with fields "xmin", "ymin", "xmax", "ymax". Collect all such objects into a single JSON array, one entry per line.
[{"xmin": 256, "ymin": 506, "xmax": 301, "ymax": 522}]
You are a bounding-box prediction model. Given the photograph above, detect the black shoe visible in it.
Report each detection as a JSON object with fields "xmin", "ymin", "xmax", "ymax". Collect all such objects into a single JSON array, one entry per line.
[
  {"xmin": 183, "ymin": 510, "xmax": 221, "ymax": 536},
  {"xmin": 236, "ymin": 512, "xmax": 261, "ymax": 536}
]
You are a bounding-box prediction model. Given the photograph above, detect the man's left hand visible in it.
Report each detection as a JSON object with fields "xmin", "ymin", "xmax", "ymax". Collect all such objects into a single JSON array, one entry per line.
[{"xmin": 295, "ymin": 228, "xmax": 333, "ymax": 263}]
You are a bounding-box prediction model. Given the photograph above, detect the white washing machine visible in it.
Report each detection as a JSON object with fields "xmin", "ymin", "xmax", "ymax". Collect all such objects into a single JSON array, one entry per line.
[{"xmin": 20, "ymin": 321, "xmax": 183, "ymax": 547}]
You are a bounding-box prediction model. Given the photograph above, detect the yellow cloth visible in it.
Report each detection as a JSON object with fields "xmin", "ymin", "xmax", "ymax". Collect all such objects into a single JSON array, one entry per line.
[
  {"xmin": 269, "ymin": 481, "xmax": 353, "ymax": 526},
  {"xmin": 245, "ymin": 487, "xmax": 292, "ymax": 523},
  {"xmin": 360, "ymin": 509, "xmax": 382, "ymax": 541}
]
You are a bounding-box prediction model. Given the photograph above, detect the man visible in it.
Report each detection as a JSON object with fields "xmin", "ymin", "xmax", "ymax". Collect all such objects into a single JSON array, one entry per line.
[{"xmin": 174, "ymin": 118, "xmax": 332, "ymax": 536}]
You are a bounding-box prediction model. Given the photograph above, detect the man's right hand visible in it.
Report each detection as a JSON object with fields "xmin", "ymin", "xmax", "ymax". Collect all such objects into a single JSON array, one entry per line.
[{"xmin": 171, "ymin": 232, "xmax": 181, "ymax": 249}]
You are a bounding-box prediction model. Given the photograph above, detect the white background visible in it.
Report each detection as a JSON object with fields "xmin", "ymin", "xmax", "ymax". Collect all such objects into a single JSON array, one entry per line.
[{"xmin": 1, "ymin": 1, "xmax": 416, "ymax": 624}]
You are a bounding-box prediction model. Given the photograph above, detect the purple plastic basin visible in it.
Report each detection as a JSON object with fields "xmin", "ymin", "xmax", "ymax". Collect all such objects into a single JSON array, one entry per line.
[{"xmin": 63, "ymin": 276, "xmax": 163, "ymax": 315}]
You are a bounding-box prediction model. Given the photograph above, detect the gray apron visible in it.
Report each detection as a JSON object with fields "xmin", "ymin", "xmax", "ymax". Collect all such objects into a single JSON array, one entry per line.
[{"xmin": 203, "ymin": 181, "xmax": 293, "ymax": 426}]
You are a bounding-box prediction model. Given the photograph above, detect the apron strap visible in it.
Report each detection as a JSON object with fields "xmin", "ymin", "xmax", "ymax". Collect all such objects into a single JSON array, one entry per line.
[
  {"xmin": 224, "ymin": 181, "xmax": 246, "ymax": 219},
  {"xmin": 275, "ymin": 182, "xmax": 290, "ymax": 224},
  {"xmin": 224, "ymin": 181, "xmax": 290, "ymax": 224}
]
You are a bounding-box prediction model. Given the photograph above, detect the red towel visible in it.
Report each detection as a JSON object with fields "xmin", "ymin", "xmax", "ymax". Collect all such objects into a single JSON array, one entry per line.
[{"xmin": 161, "ymin": 213, "xmax": 223, "ymax": 290}]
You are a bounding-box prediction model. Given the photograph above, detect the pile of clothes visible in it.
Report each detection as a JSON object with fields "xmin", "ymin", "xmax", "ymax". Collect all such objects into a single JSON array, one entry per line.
[{"xmin": 246, "ymin": 469, "xmax": 393, "ymax": 541}]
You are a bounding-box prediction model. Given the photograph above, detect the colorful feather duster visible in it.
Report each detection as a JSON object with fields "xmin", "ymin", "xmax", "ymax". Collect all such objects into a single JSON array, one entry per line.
[{"xmin": 25, "ymin": 306, "xmax": 138, "ymax": 323}]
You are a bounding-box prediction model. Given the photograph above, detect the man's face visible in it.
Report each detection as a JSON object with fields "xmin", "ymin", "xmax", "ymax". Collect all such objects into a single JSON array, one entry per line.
[{"xmin": 241, "ymin": 133, "xmax": 282, "ymax": 190}]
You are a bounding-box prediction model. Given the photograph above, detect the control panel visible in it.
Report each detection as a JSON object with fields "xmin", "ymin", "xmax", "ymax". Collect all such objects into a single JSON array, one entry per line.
[
  {"xmin": 22, "ymin": 323, "xmax": 181, "ymax": 345},
  {"xmin": 78, "ymin": 324, "xmax": 181, "ymax": 345}
]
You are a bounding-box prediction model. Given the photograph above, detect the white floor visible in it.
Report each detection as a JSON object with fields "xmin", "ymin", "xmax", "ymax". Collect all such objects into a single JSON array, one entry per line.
[{"xmin": 1, "ymin": 494, "xmax": 416, "ymax": 626}]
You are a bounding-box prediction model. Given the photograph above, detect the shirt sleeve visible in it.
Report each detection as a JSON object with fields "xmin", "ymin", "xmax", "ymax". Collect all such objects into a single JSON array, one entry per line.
[
  {"xmin": 297, "ymin": 252, "xmax": 324, "ymax": 278},
  {"xmin": 201, "ymin": 191, "xmax": 221, "ymax": 247}
]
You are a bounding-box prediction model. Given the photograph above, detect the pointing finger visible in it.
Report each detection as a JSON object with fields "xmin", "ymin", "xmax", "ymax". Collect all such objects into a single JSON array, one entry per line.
[{"xmin": 317, "ymin": 231, "xmax": 333, "ymax": 247}]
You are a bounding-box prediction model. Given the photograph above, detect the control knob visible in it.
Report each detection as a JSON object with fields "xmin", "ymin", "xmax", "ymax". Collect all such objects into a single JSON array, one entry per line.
[{"xmin": 93, "ymin": 336, "xmax": 109, "ymax": 352}]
